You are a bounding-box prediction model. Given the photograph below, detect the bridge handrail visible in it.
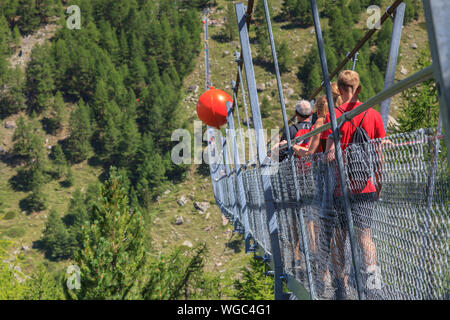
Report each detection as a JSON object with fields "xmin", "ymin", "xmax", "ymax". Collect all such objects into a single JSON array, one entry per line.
[{"xmin": 277, "ymin": 66, "xmax": 435, "ymax": 152}]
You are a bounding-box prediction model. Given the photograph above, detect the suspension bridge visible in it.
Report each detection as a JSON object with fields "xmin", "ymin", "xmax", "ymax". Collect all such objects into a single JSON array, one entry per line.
[{"xmin": 200, "ymin": 0, "xmax": 449, "ymax": 300}]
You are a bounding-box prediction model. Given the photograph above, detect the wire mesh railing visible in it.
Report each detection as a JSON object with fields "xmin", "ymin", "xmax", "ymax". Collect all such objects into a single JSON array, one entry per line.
[
  {"xmin": 207, "ymin": 0, "xmax": 450, "ymax": 300},
  {"xmin": 213, "ymin": 129, "xmax": 449, "ymax": 300}
]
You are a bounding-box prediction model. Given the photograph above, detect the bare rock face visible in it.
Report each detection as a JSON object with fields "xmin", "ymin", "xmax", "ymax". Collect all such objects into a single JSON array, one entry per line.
[
  {"xmin": 222, "ymin": 215, "xmax": 229, "ymax": 226},
  {"xmin": 183, "ymin": 240, "xmax": 193, "ymax": 248},
  {"xmin": 411, "ymin": 42, "xmax": 418, "ymax": 50},
  {"xmin": 400, "ymin": 66, "xmax": 408, "ymax": 75},
  {"xmin": 286, "ymin": 88, "xmax": 295, "ymax": 97},
  {"xmin": 187, "ymin": 85, "xmax": 199, "ymax": 93},
  {"xmin": 256, "ymin": 83, "xmax": 266, "ymax": 92},
  {"xmin": 177, "ymin": 195, "xmax": 188, "ymax": 207},
  {"xmin": 194, "ymin": 202, "xmax": 210, "ymax": 213},
  {"xmin": 175, "ymin": 216, "xmax": 184, "ymax": 225},
  {"xmin": 5, "ymin": 121, "xmax": 16, "ymax": 129}
]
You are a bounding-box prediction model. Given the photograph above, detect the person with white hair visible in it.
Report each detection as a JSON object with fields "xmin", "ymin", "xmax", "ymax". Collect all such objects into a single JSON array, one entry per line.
[
  {"xmin": 271, "ymin": 99, "xmax": 314, "ymax": 162},
  {"xmin": 280, "ymin": 99, "xmax": 313, "ymax": 143}
]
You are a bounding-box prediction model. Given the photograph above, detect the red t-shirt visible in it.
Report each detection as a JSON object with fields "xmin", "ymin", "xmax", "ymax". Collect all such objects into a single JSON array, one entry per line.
[
  {"xmin": 294, "ymin": 127, "xmax": 312, "ymax": 149},
  {"xmin": 321, "ymin": 101, "xmax": 386, "ymax": 194}
]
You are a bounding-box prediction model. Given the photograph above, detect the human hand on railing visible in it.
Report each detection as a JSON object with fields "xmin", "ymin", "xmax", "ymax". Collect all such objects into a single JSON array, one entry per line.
[
  {"xmin": 270, "ymin": 140, "xmax": 286, "ymax": 159},
  {"xmin": 327, "ymin": 147, "xmax": 336, "ymax": 162},
  {"xmin": 293, "ymin": 144, "xmax": 308, "ymax": 158}
]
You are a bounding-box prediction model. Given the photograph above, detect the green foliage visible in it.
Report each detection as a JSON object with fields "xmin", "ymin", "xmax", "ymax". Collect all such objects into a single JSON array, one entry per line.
[
  {"xmin": 223, "ymin": 2, "xmax": 237, "ymax": 41},
  {"xmin": 23, "ymin": 265, "xmax": 65, "ymax": 300},
  {"xmin": 396, "ymin": 48, "xmax": 439, "ymax": 133},
  {"xmin": 261, "ymin": 97, "xmax": 271, "ymax": 118},
  {"xmin": 22, "ymin": 182, "xmax": 47, "ymax": 212},
  {"xmin": 69, "ymin": 167, "xmax": 147, "ymax": 299},
  {"xmin": 52, "ymin": 144, "xmax": 66, "ymax": 179},
  {"xmin": 42, "ymin": 210, "xmax": 73, "ymax": 259},
  {"xmin": 0, "ymin": 241, "xmax": 64, "ymax": 299},
  {"xmin": 43, "ymin": 91, "xmax": 65, "ymax": 134},
  {"xmin": 299, "ymin": 2, "xmax": 399, "ymax": 100},
  {"xmin": 3, "ymin": 211, "xmax": 17, "ymax": 220},
  {"xmin": 4, "ymin": 226, "xmax": 26, "ymax": 238},
  {"xmin": 26, "ymin": 44, "xmax": 55, "ymax": 113},
  {"xmin": 277, "ymin": 40, "xmax": 293, "ymax": 74},
  {"xmin": 282, "ymin": 0, "xmax": 314, "ymax": 26},
  {"xmin": 66, "ymin": 101, "xmax": 92, "ymax": 163},
  {"xmin": 232, "ymin": 256, "xmax": 274, "ymax": 300},
  {"xmin": 0, "ymin": 67, "xmax": 26, "ymax": 117},
  {"xmin": 142, "ymin": 243, "xmax": 211, "ymax": 300},
  {"xmin": 64, "ymin": 165, "xmax": 74, "ymax": 187},
  {"xmin": 403, "ymin": 0, "xmax": 422, "ymax": 24},
  {"xmin": 0, "ymin": 240, "xmax": 26, "ymax": 299},
  {"xmin": 12, "ymin": 116, "xmax": 38, "ymax": 158}
]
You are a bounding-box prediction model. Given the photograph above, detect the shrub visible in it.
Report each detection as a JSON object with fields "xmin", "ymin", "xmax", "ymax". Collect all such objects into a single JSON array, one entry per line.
[{"xmin": 3, "ymin": 211, "xmax": 17, "ymax": 220}]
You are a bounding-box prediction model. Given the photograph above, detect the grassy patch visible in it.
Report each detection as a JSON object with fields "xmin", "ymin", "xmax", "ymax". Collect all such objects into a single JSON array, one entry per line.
[{"xmin": 2, "ymin": 211, "xmax": 17, "ymax": 220}]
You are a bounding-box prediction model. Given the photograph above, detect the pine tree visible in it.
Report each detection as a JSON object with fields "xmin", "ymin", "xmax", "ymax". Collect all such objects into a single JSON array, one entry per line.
[
  {"xmin": 23, "ymin": 265, "xmax": 65, "ymax": 300},
  {"xmin": 255, "ymin": 20, "xmax": 270, "ymax": 61},
  {"xmin": 67, "ymin": 100, "xmax": 92, "ymax": 163},
  {"xmin": 44, "ymin": 91, "xmax": 64, "ymax": 134},
  {"xmin": 52, "ymin": 144, "xmax": 66, "ymax": 179},
  {"xmin": 277, "ymin": 40, "xmax": 293, "ymax": 74},
  {"xmin": 12, "ymin": 116, "xmax": 34, "ymax": 158},
  {"xmin": 101, "ymin": 101, "xmax": 122, "ymax": 164},
  {"xmin": 223, "ymin": 2, "xmax": 237, "ymax": 41},
  {"xmin": 261, "ymin": 96, "xmax": 271, "ymax": 118},
  {"xmin": 16, "ymin": 0, "xmax": 40, "ymax": 35},
  {"xmin": 118, "ymin": 116, "xmax": 140, "ymax": 168},
  {"xmin": 70, "ymin": 167, "xmax": 147, "ymax": 300},
  {"xmin": 52, "ymin": 39, "xmax": 70, "ymax": 90},
  {"xmin": 26, "ymin": 44, "xmax": 55, "ymax": 113},
  {"xmin": 0, "ymin": 240, "xmax": 26, "ymax": 299},
  {"xmin": 142, "ymin": 243, "xmax": 208, "ymax": 300},
  {"xmin": 396, "ymin": 49, "xmax": 439, "ymax": 133},
  {"xmin": 0, "ymin": 67, "xmax": 26, "ymax": 117},
  {"xmin": 65, "ymin": 165, "xmax": 74, "ymax": 187},
  {"xmin": 23, "ymin": 182, "xmax": 47, "ymax": 213},
  {"xmin": 42, "ymin": 209, "xmax": 71, "ymax": 259},
  {"xmin": 232, "ymin": 256, "xmax": 274, "ymax": 300}
]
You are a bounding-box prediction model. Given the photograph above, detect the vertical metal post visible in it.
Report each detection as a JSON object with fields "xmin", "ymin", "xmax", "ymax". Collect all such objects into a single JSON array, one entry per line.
[
  {"xmin": 207, "ymin": 126, "xmax": 218, "ymax": 199},
  {"xmin": 423, "ymin": 0, "xmax": 450, "ymax": 163},
  {"xmin": 380, "ymin": 3, "xmax": 406, "ymax": 129},
  {"xmin": 215, "ymin": 132, "xmax": 226, "ymax": 209},
  {"xmin": 231, "ymin": 82, "xmax": 246, "ymax": 165},
  {"xmin": 352, "ymin": 52, "xmax": 359, "ymax": 71},
  {"xmin": 236, "ymin": 52, "xmax": 256, "ymax": 165},
  {"xmin": 422, "ymin": 117, "xmax": 442, "ymax": 298},
  {"xmin": 309, "ymin": 0, "xmax": 366, "ymax": 300},
  {"xmin": 224, "ymin": 129, "xmax": 239, "ymax": 223},
  {"xmin": 262, "ymin": 0, "xmax": 316, "ymax": 300},
  {"xmin": 204, "ymin": 9, "xmax": 210, "ymax": 89},
  {"xmin": 227, "ymin": 101, "xmax": 251, "ymax": 239},
  {"xmin": 235, "ymin": 2, "xmax": 285, "ymax": 300}
]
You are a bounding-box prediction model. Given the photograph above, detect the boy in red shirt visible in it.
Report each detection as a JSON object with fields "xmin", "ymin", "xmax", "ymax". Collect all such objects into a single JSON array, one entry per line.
[{"xmin": 321, "ymin": 70, "xmax": 386, "ymax": 299}]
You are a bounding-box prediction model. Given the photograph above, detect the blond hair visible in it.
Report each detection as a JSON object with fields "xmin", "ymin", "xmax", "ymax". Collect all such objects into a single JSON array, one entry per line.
[
  {"xmin": 331, "ymin": 82, "xmax": 344, "ymax": 107},
  {"xmin": 338, "ymin": 70, "xmax": 360, "ymax": 94},
  {"xmin": 315, "ymin": 96, "xmax": 328, "ymax": 118}
]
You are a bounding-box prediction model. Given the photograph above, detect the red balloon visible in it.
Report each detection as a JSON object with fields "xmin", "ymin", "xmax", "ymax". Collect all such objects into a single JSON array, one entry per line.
[{"xmin": 196, "ymin": 87, "xmax": 232, "ymax": 129}]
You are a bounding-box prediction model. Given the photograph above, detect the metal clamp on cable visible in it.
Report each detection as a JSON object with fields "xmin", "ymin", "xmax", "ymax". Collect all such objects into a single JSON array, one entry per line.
[
  {"xmin": 234, "ymin": 51, "xmax": 241, "ymax": 63},
  {"xmin": 386, "ymin": 6, "xmax": 395, "ymax": 21},
  {"xmin": 231, "ymin": 80, "xmax": 237, "ymax": 93}
]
